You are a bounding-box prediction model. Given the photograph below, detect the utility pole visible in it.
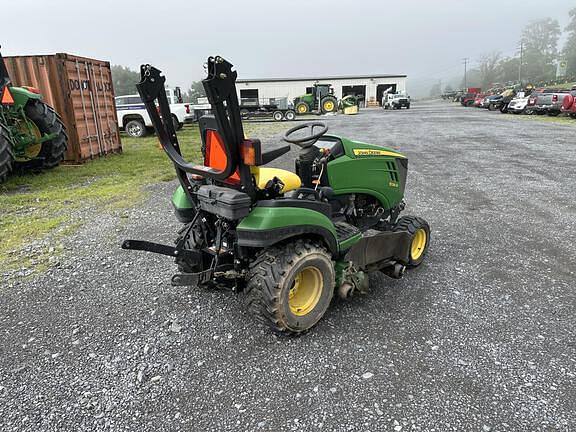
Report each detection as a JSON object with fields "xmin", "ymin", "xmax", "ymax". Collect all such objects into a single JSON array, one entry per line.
[
  {"xmin": 518, "ymin": 41, "xmax": 524, "ymax": 84},
  {"xmin": 462, "ymin": 58, "xmax": 469, "ymax": 90}
]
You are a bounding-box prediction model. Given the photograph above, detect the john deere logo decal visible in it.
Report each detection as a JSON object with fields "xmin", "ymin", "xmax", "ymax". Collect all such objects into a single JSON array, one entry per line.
[{"xmin": 353, "ymin": 149, "xmax": 404, "ymax": 158}]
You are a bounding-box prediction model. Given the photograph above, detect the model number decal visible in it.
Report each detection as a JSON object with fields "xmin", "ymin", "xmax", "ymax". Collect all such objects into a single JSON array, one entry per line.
[{"xmin": 353, "ymin": 149, "xmax": 404, "ymax": 157}]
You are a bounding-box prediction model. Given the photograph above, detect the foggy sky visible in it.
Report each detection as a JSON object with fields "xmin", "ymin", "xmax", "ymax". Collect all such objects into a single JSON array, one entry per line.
[{"xmin": 3, "ymin": 0, "xmax": 574, "ymax": 96}]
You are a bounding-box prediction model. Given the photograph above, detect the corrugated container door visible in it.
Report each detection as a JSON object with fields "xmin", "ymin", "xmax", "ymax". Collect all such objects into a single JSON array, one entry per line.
[{"xmin": 62, "ymin": 54, "xmax": 121, "ymax": 161}]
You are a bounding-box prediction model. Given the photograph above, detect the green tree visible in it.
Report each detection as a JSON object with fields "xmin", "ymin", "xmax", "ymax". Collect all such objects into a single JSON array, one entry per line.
[
  {"xmin": 479, "ymin": 51, "xmax": 502, "ymax": 88},
  {"xmin": 497, "ymin": 56, "xmax": 521, "ymax": 84},
  {"xmin": 563, "ymin": 7, "xmax": 576, "ymax": 76},
  {"xmin": 429, "ymin": 82, "xmax": 442, "ymax": 97},
  {"xmin": 521, "ymin": 18, "xmax": 561, "ymax": 82},
  {"xmin": 110, "ymin": 65, "xmax": 141, "ymax": 96},
  {"xmin": 187, "ymin": 81, "xmax": 206, "ymax": 104},
  {"xmin": 459, "ymin": 68, "xmax": 482, "ymax": 89}
]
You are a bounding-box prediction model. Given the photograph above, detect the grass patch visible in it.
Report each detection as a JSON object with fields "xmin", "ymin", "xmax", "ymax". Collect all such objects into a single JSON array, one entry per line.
[
  {"xmin": 0, "ymin": 121, "xmax": 286, "ymax": 273},
  {"xmin": 515, "ymin": 114, "xmax": 576, "ymax": 126},
  {"xmin": 0, "ymin": 126, "xmax": 203, "ymax": 271}
]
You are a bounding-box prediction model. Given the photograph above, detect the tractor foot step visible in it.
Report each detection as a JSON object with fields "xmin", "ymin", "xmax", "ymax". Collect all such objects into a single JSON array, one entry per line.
[
  {"xmin": 171, "ymin": 273, "xmax": 199, "ymax": 286},
  {"xmin": 334, "ymin": 222, "xmax": 361, "ymax": 242}
]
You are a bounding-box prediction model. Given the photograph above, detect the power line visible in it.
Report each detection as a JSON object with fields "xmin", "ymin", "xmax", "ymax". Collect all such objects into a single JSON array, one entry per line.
[
  {"xmin": 518, "ymin": 41, "xmax": 524, "ymax": 83},
  {"xmin": 462, "ymin": 58, "xmax": 469, "ymax": 89}
]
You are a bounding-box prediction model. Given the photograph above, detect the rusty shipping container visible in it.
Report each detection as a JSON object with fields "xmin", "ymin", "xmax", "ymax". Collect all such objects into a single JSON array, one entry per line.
[{"xmin": 4, "ymin": 53, "xmax": 121, "ymax": 162}]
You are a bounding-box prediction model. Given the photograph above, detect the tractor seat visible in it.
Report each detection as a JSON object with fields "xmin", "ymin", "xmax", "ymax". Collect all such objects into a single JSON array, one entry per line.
[{"xmin": 251, "ymin": 167, "xmax": 301, "ymax": 193}]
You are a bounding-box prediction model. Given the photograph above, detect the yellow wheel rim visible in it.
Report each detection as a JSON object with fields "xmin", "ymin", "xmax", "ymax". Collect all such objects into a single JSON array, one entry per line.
[
  {"xmin": 297, "ymin": 104, "xmax": 308, "ymax": 113},
  {"xmin": 288, "ymin": 266, "xmax": 323, "ymax": 316},
  {"xmin": 323, "ymin": 101, "xmax": 334, "ymax": 111},
  {"xmin": 410, "ymin": 228, "xmax": 427, "ymax": 261},
  {"xmin": 14, "ymin": 120, "xmax": 42, "ymax": 162}
]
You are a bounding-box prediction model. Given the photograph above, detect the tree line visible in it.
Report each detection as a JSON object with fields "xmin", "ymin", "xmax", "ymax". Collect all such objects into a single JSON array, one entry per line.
[
  {"xmin": 431, "ymin": 8, "xmax": 576, "ymax": 96},
  {"xmin": 110, "ymin": 66, "xmax": 206, "ymax": 103}
]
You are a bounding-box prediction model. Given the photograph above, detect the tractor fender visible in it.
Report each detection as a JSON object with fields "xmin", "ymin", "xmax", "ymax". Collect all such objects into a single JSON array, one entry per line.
[
  {"xmin": 236, "ymin": 206, "xmax": 338, "ymax": 256},
  {"xmin": 9, "ymin": 86, "xmax": 42, "ymax": 108}
]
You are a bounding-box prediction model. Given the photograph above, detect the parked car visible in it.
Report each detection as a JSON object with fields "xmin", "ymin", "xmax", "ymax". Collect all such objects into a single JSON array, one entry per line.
[
  {"xmin": 491, "ymin": 89, "xmax": 516, "ymax": 112},
  {"xmin": 473, "ymin": 93, "xmax": 487, "ymax": 107},
  {"xmin": 507, "ymin": 96, "xmax": 530, "ymax": 114},
  {"xmin": 383, "ymin": 93, "xmax": 411, "ymax": 109},
  {"xmin": 483, "ymin": 95, "xmax": 503, "ymax": 110},
  {"xmin": 561, "ymin": 87, "xmax": 576, "ymax": 118},
  {"xmin": 533, "ymin": 90, "xmax": 571, "ymax": 116},
  {"xmin": 116, "ymin": 88, "xmax": 193, "ymax": 137},
  {"xmin": 461, "ymin": 89, "xmax": 481, "ymax": 106}
]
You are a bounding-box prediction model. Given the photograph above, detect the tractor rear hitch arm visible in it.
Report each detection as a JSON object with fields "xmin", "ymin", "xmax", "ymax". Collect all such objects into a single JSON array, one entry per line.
[{"xmin": 121, "ymin": 239, "xmax": 200, "ymax": 262}]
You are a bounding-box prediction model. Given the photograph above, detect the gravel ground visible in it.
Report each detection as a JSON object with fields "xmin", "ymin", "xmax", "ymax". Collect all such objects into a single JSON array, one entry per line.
[{"xmin": 1, "ymin": 101, "xmax": 575, "ymax": 431}]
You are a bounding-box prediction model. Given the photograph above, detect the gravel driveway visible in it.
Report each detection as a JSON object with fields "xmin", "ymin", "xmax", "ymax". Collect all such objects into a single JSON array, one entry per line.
[{"xmin": 1, "ymin": 101, "xmax": 575, "ymax": 431}]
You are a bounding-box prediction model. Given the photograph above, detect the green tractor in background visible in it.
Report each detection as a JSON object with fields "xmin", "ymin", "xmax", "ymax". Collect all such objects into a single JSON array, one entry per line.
[
  {"xmin": 0, "ymin": 49, "xmax": 67, "ymax": 182},
  {"xmin": 293, "ymin": 83, "xmax": 338, "ymax": 115}
]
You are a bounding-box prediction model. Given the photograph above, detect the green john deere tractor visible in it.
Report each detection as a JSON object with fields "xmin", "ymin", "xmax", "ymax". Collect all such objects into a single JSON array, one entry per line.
[
  {"xmin": 293, "ymin": 83, "xmax": 338, "ymax": 115},
  {"xmin": 123, "ymin": 56, "xmax": 430, "ymax": 334},
  {"xmin": 0, "ymin": 49, "xmax": 67, "ymax": 182}
]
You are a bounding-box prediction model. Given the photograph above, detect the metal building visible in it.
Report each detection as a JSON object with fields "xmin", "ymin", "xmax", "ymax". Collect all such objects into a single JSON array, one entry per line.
[{"xmin": 236, "ymin": 74, "xmax": 407, "ymax": 107}]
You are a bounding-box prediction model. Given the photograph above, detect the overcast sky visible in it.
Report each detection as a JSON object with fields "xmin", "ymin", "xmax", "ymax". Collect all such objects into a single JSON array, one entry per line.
[{"xmin": 3, "ymin": 0, "xmax": 574, "ymax": 96}]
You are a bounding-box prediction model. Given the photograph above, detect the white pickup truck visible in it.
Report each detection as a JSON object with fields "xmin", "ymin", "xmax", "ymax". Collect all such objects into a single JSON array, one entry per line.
[{"xmin": 115, "ymin": 88, "xmax": 194, "ymax": 137}]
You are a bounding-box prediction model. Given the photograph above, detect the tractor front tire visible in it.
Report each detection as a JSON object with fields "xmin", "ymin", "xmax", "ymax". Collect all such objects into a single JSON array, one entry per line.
[
  {"xmin": 22, "ymin": 100, "xmax": 67, "ymax": 169},
  {"xmin": 0, "ymin": 124, "xmax": 14, "ymax": 182},
  {"xmin": 393, "ymin": 216, "xmax": 431, "ymax": 267},
  {"xmin": 243, "ymin": 240, "xmax": 335, "ymax": 334},
  {"xmin": 321, "ymin": 96, "xmax": 338, "ymax": 114},
  {"xmin": 295, "ymin": 102, "xmax": 309, "ymax": 115}
]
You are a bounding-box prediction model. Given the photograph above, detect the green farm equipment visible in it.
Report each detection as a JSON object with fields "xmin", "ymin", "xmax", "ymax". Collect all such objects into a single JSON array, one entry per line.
[
  {"xmin": 294, "ymin": 83, "xmax": 338, "ymax": 115},
  {"xmin": 0, "ymin": 49, "xmax": 67, "ymax": 182},
  {"xmin": 339, "ymin": 95, "xmax": 359, "ymax": 115},
  {"xmin": 122, "ymin": 56, "xmax": 431, "ymax": 334}
]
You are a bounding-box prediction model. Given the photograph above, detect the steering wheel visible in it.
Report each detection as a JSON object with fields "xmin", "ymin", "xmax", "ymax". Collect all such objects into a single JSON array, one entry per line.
[{"xmin": 283, "ymin": 122, "xmax": 328, "ymax": 147}]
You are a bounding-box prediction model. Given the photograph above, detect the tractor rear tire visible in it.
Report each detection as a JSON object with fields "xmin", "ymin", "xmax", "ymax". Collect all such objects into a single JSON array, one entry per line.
[
  {"xmin": 242, "ymin": 240, "xmax": 335, "ymax": 334},
  {"xmin": 321, "ymin": 96, "xmax": 338, "ymax": 114},
  {"xmin": 21, "ymin": 100, "xmax": 67, "ymax": 169},
  {"xmin": 174, "ymin": 221, "xmax": 202, "ymax": 274},
  {"xmin": 393, "ymin": 216, "xmax": 431, "ymax": 267},
  {"xmin": 0, "ymin": 124, "xmax": 14, "ymax": 182}
]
